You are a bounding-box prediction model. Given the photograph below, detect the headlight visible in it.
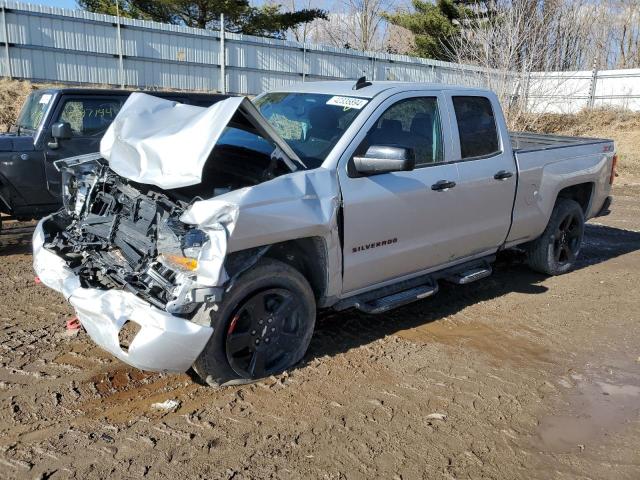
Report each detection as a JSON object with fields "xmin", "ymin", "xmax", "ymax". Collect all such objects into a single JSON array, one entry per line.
[
  {"xmin": 157, "ymin": 225, "xmax": 207, "ymax": 274},
  {"xmin": 60, "ymin": 168, "xmax": 77, "ymax": 214},
  {"xmin": 60, "ymin": 165, "xmax": 98, "ymax": 217}
]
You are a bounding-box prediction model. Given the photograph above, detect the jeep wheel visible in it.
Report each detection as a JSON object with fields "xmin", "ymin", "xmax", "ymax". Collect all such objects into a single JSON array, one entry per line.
[
  {"xmin": 192, "ymin": 258, "xmax": 316, "ymax": 386},
  {"xmin": 527, "ymin": 198, "xmax": 585, "ymax": 275}
]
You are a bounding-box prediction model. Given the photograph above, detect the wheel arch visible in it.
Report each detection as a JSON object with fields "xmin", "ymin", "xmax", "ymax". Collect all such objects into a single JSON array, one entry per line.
[
  {"xmin": 556, "ymin": 182, "xmax": 594, "ymax": 215},
  {"xmin": 224, "ymin": 236, "xmax": 330, "ymax": 303}
]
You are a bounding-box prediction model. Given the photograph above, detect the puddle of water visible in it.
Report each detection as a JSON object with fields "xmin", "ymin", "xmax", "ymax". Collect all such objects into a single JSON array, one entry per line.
[
  {"xmin": 396, "ymin": 320, "xmax": 550, "ymax": 366},
  {"xmin": 535, "ymin": 371, "xmax": 640, "ymax": 453}
]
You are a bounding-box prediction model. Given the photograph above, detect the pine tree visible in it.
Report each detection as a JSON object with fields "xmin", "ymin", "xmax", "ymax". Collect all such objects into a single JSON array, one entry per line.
[
  {"xmin": 384, "ymin": 0, "xmax": 487, "ymax": 60},
  {"xmin": 78, "ymin": 0, "xmax": 326, "ymax": 39}
]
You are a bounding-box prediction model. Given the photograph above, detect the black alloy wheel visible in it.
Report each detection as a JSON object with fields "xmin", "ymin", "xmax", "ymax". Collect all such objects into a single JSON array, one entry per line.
[
  {"xmin": 552, "ymin": 211, "xmax": 582, "ymax": 266},
  {"xmin": 192, "ymin": 258, "xmax": 316, "ymax": 386},
  {"xmin": 225, "ymin": 288, "xmax": 306, "ymax": 379},
  {"xmin": 526, "ymin": 198, "xmax": 585, "ymax": 275}
]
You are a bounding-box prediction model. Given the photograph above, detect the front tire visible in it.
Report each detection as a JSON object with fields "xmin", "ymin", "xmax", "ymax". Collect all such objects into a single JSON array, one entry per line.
[
  {"xmin": 193, "ymin": 258, "xmax": 316, "ymax": 386},
  {"xmin": 526, "ymin": 198, "xmax": 585, "ymax": 275}
]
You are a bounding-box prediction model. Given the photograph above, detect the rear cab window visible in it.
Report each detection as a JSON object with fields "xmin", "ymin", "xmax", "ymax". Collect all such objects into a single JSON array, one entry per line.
[{"xmin": 452, "ymin": 96, "xmax": 500, "ymax": 159}]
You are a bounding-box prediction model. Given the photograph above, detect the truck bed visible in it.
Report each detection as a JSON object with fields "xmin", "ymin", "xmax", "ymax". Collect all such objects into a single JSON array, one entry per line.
[{"xmin": 510, "ymin": 132, "xmax": 611, "ymax": 152}]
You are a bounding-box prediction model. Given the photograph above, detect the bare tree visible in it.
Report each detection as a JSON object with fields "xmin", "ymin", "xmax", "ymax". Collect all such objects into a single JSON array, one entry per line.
[
  {"xmin": 610, "ymin": 0, "xmax": 640, "ymax": 68},
  {"xmin": 286, "ymin": 0, "xmax": 318, "ymax": 43},
  {"xmin": 302, "ymin": 0, "xmax": 391, "ymax": 51},
  {"xmin": 346, "ymin": 0, "xmax": 390, "ymax": 51},
  {"xmin": 384, "ymin": 23, "xmax": 415, "ymax": 55},
  {"xmin": 448, "ymin": 0, "xmax": 588, "ymax": 128}
]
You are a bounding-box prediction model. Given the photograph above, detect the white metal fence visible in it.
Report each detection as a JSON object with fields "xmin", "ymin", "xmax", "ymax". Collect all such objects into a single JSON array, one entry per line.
[
  {"xmin": 527, "ymin": 69, "xmax": 640, "ymax": 113},
  {"xmin": 1, "ymin": 0, "xmax": 639, "ymax": 113}
]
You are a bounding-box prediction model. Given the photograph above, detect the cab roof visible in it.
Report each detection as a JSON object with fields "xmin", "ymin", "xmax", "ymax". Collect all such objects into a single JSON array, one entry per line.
[{"xmin": 270, "ymin": 80, "xmax": 490, "ymax": 99}]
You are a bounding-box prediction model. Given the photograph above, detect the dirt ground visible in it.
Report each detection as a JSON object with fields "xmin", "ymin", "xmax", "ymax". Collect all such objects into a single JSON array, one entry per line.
[{"xmin": 0, "ymin": 176, "xmax": 639, "ymax": 479}]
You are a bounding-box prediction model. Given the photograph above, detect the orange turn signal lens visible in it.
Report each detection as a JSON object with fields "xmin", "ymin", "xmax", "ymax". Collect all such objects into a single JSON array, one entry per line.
[{"xmin": 158, "ymin": 254, "xmax": 198, "ymax": 272}]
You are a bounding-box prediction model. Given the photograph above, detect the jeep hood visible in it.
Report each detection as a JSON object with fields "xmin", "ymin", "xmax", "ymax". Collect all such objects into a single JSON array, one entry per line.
[
  {"xmin": 0, "ymin": 132, "xmax": 35, "ymax": 152},
  {"xmin": 100, "ymin": 92, "xmax": 305, "ymax": 190}
]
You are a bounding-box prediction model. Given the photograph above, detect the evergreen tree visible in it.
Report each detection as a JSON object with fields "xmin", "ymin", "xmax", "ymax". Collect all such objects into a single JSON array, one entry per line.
[
  {"xmin": 78, "ymin": 0, "xmax": 326, "ymax": 39},
  {"xmin": 384, "ymin": 0, "xmax": 486, "ymax": 60}
]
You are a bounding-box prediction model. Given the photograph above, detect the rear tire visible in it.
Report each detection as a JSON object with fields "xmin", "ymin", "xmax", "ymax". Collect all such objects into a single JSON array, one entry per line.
[
  {"xmin": 192, "ymin": 258, "xmax": 316, "ymax": 386},
  {"xmin": 526, "ymin": 198, "xmax": 585, "ymax": 275}
]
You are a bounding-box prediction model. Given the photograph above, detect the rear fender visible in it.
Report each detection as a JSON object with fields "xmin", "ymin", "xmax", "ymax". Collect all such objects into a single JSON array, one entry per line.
[{"xmin": 507, "ymin": 147, "xmax": 612, "ymax": 247}]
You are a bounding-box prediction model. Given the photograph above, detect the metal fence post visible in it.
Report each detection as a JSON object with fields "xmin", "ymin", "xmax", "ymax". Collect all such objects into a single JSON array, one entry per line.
[
  {"xmin": 523, "ymin": 72, "xmax": 531, "ymax": 113},
  {"xmin": 115, "ymin": 1, "xmax": 124, "ymax": 88},
  {"xmin": 219, "ymin": 13, "xmax": 226, "ymax": 94},
  {"xmin": 588, "ymin": 58, "xmax": 598, "ymax": 109},
  {"xmin": 302, "ymin": 42, "xmax": 307, "ymax": 82},
  {"xmin": 1, "ymin": 2, "xmax": 11, "ymax": 79}
]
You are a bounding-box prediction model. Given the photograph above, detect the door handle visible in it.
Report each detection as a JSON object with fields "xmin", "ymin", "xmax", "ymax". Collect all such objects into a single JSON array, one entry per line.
[
  {"xmin": 431, "ymin": 180, "xmax": 456, "ymax": 191},
  {"xmin": 494, "ymin": 170, "xmax": 513, "ymax": 180}
]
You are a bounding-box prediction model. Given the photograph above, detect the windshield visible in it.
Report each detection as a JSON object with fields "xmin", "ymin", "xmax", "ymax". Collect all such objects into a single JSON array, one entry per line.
[
  {"xmin": 253, "ymin": 92, "xmax": 368, "ymax": 168},
  {"xmin": 16, "ymin": 91, "xmax": 53, "ymax": 131}
]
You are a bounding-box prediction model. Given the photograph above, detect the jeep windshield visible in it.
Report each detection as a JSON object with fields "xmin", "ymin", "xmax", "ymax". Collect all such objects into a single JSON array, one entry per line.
[
  {"xmin": 14, "ymin": 91, "xmax": 53, "ymax": 132},
  {"xmin": 254, "ymin": 92, "xmax": 368, "ymax": 168}
]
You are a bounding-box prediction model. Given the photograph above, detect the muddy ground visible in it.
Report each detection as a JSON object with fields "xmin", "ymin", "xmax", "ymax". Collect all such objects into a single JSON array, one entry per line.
[{"xmin": 1, "ymin": 181, "xmax": 639, "ymax": 480}]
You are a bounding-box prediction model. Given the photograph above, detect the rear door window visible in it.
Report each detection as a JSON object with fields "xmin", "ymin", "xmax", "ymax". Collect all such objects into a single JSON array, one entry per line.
[
  {"xmin": 452, "ymin": 96, "xmax": 500, "ymax": 159},
  {"xmin": 57, "ymin": 97, "xmax": 124, "ymax": 137}
]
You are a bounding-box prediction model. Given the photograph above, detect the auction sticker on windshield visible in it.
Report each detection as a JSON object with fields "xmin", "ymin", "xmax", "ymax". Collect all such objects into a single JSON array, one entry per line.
[{"xmin": 326, "ymin": 96, "xmax": 368, "ymax": 110}]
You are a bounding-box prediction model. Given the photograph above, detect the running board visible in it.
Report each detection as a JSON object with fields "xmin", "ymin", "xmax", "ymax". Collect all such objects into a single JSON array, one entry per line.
[
  {"xmin": 353, "ymin": 283, "xmax": 438, "ymax": 314},
  {"xmin": 445, "ymin": 266, "xmax": 492, "ymax": 285}
]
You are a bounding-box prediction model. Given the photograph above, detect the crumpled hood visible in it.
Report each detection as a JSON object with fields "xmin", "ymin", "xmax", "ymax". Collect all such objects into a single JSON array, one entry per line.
[
  {"xmin": 100, "ymin": 92, "xmax": 304, "ymax": 190},
  {"xmin": 0, "ymin": 132, "xmax": 35, "ymax": 152}
]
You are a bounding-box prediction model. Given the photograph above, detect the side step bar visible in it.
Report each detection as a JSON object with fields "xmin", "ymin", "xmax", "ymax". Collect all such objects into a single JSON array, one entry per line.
[
  {"xmin": 353, "ymin": 282, "xmax": 438, "ymax": 314},
  {"xmin": 445, "ymin": 266, "xmax": 492, "ymax": 285},
  {"xmin": 333, "ymin": 255, "xmax": 496, "ymax": 315}
]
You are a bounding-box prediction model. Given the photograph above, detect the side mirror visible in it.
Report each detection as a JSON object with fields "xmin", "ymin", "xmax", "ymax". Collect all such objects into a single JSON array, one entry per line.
[
  {"xmin": 52, "ymin": 122, "xmax": 72, "ymax": 140},
  {"xmin": 48, "ymin": 122, "xmax": 72, "ymax": 149},
  {"xmin": 353, "ymin": 145, "xmax": 415, "ymax": 176}
]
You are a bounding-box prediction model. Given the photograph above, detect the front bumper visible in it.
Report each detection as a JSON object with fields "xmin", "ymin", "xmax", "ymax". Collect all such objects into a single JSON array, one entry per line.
[{"xmin": 32, "ymin": 219, "xmax": 213, "ymax": 372}]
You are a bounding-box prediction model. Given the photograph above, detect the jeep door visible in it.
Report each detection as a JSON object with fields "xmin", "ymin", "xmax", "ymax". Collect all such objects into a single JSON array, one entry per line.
[
  {"xmin": 338, "ymin": 91, "xmax": 461, "ymax": 294},
  {"xmin": 43, "ymin": 95, "xmax": 126, "ymax": 197}
]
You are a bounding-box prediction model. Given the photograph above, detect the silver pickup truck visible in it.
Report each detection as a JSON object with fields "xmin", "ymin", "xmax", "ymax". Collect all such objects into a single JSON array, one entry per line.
[{"xmin": 33, "ymin": 80, "xmax": 616, "ymax": 386}]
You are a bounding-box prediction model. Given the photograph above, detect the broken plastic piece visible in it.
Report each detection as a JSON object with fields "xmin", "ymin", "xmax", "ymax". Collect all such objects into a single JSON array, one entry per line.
[
  {"xmin": 66, "ymin": 317, "xmax": 81, "ymax": 331},
  {"xmin": 151, "ymin": 399, "xmax": 181, "ymax": 411}
]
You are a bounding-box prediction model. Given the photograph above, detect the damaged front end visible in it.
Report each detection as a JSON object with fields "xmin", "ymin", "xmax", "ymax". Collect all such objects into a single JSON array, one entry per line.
[
  {"xmin": 31, "ymin": 93, "xmax": 288, "ymax": 372},
  {"xmin": 33, "ymin": 153, "xmax": 229, "ymax": 372},
  {"xmin": 32, "ymin": 92, "xmax": 330, "ymax": 374},
  {"xmin": 46, "ymin": 154, "xmax": 222, "ymax": 316}
]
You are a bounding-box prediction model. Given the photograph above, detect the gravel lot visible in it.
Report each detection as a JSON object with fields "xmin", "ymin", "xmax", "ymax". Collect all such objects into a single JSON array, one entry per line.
[{"xmin": 1, "ymin": 181, "xmax": 639, "ymax": 480}]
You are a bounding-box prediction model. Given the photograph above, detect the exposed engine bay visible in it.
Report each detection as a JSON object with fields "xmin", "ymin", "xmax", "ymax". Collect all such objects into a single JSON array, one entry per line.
[{"xmin": 42, "ymin": 143, "xmax": 286, "ymax": 316}]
